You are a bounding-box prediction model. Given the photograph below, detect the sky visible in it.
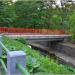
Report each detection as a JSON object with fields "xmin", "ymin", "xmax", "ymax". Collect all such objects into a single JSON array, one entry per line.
[{"xmin": 56, "ymin": 0, "xmax": 61, "ymax": 6}]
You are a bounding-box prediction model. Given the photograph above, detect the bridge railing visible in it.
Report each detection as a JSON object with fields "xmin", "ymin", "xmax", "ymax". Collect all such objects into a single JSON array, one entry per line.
[
  {"xmin": 0, "ymin": 36, "xmax": 30, "ymax": 75},
  {"xmin": 0, "ymin": 27, "xmax": 66, "ymax": 35}
]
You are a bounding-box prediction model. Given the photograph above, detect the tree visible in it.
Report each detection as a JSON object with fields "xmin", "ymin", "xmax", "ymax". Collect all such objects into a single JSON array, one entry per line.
[{"xmin": 0, "ymin": 0, "xmax": 16, "ymax": 27}]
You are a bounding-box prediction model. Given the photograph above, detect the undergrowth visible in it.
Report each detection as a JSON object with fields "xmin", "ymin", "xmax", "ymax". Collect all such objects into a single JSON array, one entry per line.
[{"xmin": 3, "ymin": 36, "xmax": 75, "ymax": 74}]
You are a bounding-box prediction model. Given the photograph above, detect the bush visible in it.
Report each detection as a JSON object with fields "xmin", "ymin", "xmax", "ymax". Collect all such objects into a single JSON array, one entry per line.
[
  {"xmin": 3, "ymin": 37, "xmax": 75, "ymax": 74},
  {"xmin": 50, "ymin": 14, "xmax": 62, "ymax": 29},
  {"xmin": 68, "ymin": 11, "xmax": 75, "ymax": 42}
]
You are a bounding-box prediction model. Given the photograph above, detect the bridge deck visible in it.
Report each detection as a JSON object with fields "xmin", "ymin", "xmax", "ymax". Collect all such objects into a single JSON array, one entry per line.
[{"xmin": 2, "ymin": 33, "xmax": 70, "ymax": 41}]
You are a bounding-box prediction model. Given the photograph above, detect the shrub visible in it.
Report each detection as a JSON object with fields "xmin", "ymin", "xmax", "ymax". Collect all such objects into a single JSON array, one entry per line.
[{"xmin": 68, "ymin": 11, "xmax": 75, "ymax": 42}]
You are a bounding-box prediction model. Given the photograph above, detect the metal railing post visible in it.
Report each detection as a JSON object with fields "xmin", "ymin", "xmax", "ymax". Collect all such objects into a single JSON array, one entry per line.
[{"xmin": 7, "ymin": 51, "xmax": 26, "ymax": 75}]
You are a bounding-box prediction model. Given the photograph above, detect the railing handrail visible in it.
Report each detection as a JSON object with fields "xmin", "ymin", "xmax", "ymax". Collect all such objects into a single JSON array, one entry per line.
[
  {"xmin": 17, "ymin": 64, "xmax": 30, "ymax": 75},
  {"xmin": 0, "ymin": 36, "xmax": 29, "ymax": 75},
  {"xmin": 0, "ymin": 41, "xmax": 9, "ymax": 52},
  {"xmin": 0, "ymin": 59, "xmax": 7, "ymax": 73}
]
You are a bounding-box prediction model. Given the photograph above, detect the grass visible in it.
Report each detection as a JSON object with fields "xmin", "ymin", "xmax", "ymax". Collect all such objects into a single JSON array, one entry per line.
[{"xmin": 3, "ymin": 36, "xmax": 75, "ymax": 74}]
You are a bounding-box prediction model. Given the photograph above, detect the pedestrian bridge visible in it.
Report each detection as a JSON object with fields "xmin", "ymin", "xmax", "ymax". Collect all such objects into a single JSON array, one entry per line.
[{"xmin": 0, "ymin": 28, "xmax": 70, "ymax": 41}]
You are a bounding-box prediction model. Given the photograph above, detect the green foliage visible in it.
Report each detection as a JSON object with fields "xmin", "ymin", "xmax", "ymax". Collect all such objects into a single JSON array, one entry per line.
[
  {"xmin": 0, "ymin": 1, "xmax": 17, "ymax": 27},
  {"xmin": 0, "ymin": 0, "xmax": 68, "ymax": 29},
  {"xmin": 14, "ymin": 1, "xmax": 45, "ymax": 28},
  {"xmin": 0, "ymin": 0, "xmax": 74, "ymax": 30},
  {"xmin": 26, "ymin": 55, "xmax": 40, "ymax": 73},
  {"xmin": 16, "ymin": 38, "xmax": 27, "ymax": 45},
  {"xmin": 50, "ymin": 14, "xmax": 62, "ymax": 29},
  {"xmin": 68, "ymin": 11, "xmax": 75, "ymax": 42},
  {"xmin": 3, "ymin": 36, "xmax": 75, "ymax": 74},
  {"xmin": 69, "ymin": 12, "xmax": 75, "ymax": 32}
]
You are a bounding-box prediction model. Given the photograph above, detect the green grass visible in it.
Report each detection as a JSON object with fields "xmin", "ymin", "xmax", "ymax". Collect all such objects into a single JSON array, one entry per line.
[{"xmin": 3, "ymin": 36, "xmax": 75, "ymax": 74}]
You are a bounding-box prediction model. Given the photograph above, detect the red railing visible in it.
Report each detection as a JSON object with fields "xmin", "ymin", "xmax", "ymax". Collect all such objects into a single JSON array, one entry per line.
[{"xmin": 0, "ymin": 27, "xmax": 66, "ymax": 35}]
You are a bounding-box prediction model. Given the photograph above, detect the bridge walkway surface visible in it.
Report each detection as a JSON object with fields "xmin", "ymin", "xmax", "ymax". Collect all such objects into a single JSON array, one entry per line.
[{"xmin": 4, "ymin": 33, "xmax": 70, "ymax": 41}]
